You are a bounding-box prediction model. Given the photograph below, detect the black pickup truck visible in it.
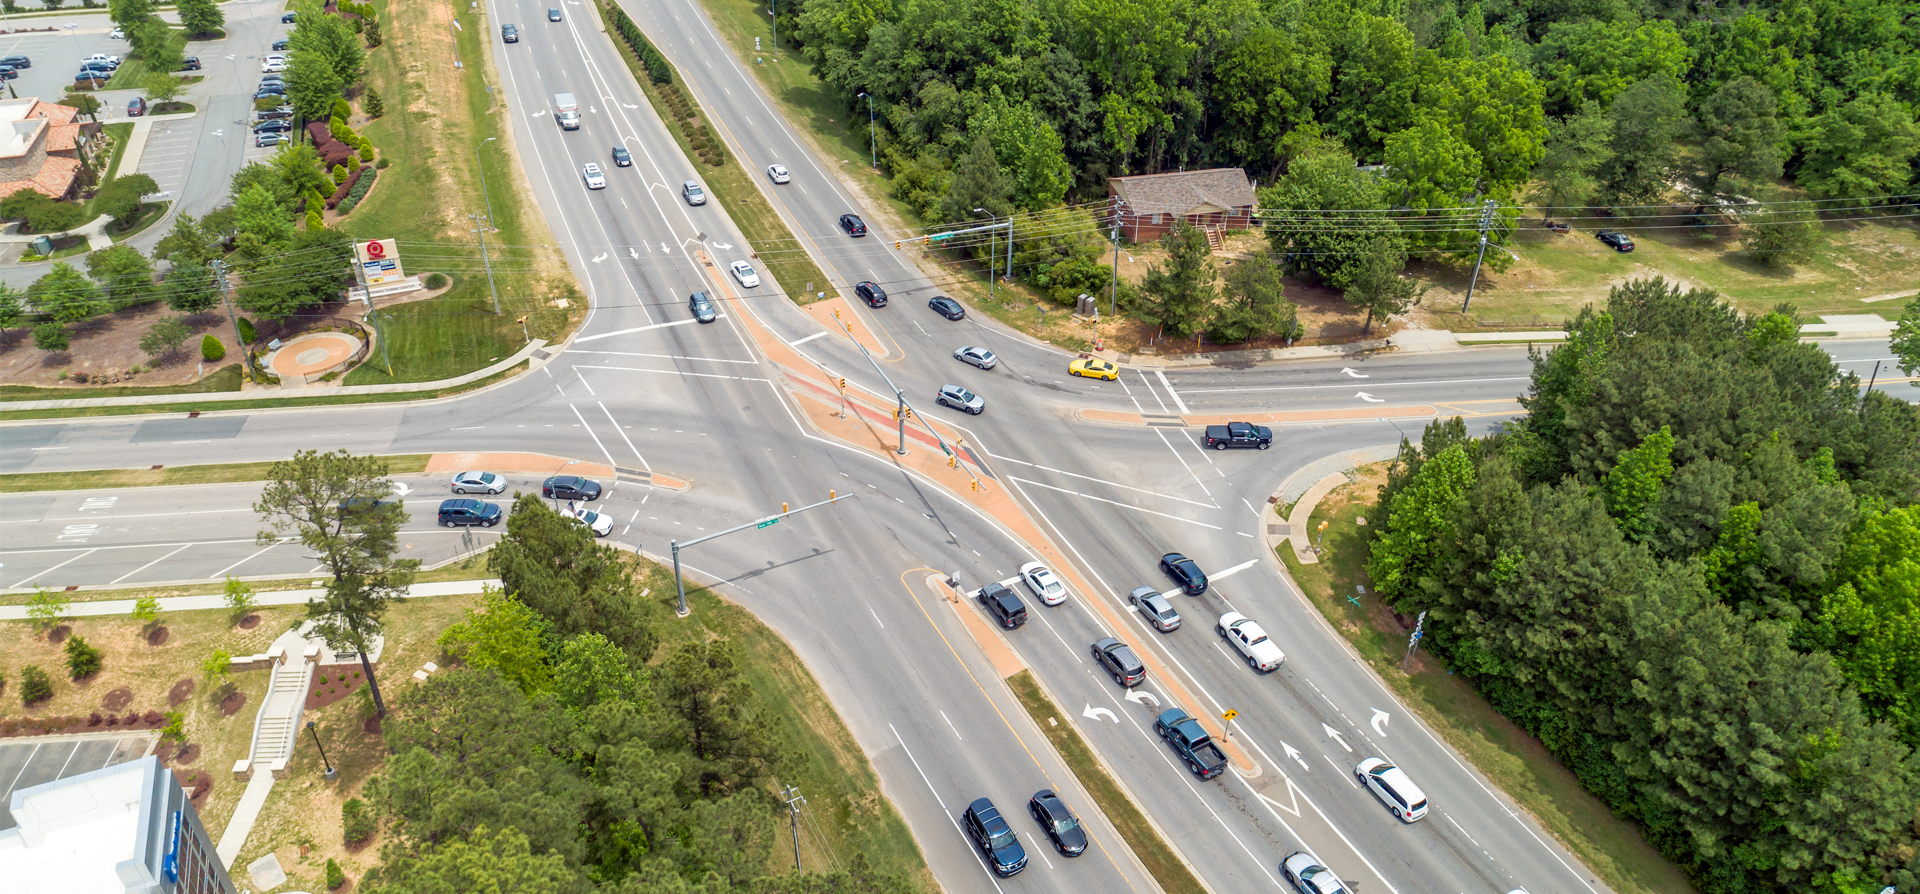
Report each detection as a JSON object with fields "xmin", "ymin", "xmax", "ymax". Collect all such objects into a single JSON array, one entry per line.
[
  {"xmin": 1204, "ymin": 421, "xmax": 1273, "ymax": 450},
  {"xmin": 1155, "ymin": 709, "xmax": 1229, "ymax": 780}
]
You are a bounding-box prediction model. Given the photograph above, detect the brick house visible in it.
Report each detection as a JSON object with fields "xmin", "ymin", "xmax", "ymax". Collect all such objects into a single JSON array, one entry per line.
[
  {"xmin": 1107, "ymin": 168, "xmax": 1257, "ymax": 243},
  {"xmin": 0, "ymin": 98, "xmax": 96, "ymax": 201}
]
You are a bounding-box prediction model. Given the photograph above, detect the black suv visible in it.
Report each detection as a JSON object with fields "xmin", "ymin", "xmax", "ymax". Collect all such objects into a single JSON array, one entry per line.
[
  {"xmin": 501, "ymin": 23, "xmax": 519, "ymax": 42},
  {"xmin": 854, "ymin": 281, "xmax": 887, "ymax": 307},
  {"xmin": 1091, "ymin": 637, "xmax": 1146, "ymax": 687},
  {"xmin": 541, "ymin": 475, "xmax": 603, "ymax": 501},
  {"xmin": 1596, "ymin": 230, "xmax": 1635, "ymax": 252},
  {"xmin": 1161, "ymin": 552, "xmax": 1208, "ymax": 595},
  {"xmin": 978, "ymin": 582, "xmax": 1027, "ymax": 629},
  {"xmin": 0, "ymin": 55, "xmax": 30, "ymax": 69},
  {"xmin": 962, "ymin": 798, "xmax": 1028, "ymax": 876},
  {"xmin": 838, "ymin": 213, "xmax": 867, "ymax": 236},
  {"xmin": 437, "ymin": 499, "xmax": 502, "ymax": 527}
]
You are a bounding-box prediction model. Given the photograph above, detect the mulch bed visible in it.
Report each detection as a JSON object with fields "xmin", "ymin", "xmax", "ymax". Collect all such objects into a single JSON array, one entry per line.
[
  {"xmin": 305, "ymin": 666, "xmax": 372, "ymax": 712},
  {"xmin": 147, "ymin": 626, "xmax": 170, "ymax": 646},
  {"xmin": 172, "ymin": 743, "xmax": 200, "ymax": 765},
  {"xmin": 168, "ymin": 678, "xmax": 195, "ymax": 706},
  {"xmin": 101, "ymin": 686, "xmax": 134, "ymax": 711},
  {"xmin": 46, "ymin": 625, "xmax": 70, "ymax": 644},
  {"xmin": 362, "ymin": 716, "xmax": 382, "ymax": 736},
  {"xmin": 0, "ymin": 711, "xmax": 165, "ymax": 738},
  {"xmin": 237, "ymin": 614, "xmax": 262, "ymax": 630},
  {"xmin": 172, "ymin": 768, "xmax": 212, "ymax": 806},
  {"xmin": 218, "ymin": 690, "xmax": 248, "ymax": 717}
]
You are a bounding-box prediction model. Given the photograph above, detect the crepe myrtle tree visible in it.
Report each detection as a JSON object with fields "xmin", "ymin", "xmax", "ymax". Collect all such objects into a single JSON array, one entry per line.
[{"xmin": 254, "ymin": 450, "xmax": 417, "ymax": 717}]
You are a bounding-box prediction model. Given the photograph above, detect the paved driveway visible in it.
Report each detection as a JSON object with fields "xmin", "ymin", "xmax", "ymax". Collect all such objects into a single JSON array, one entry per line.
[{"xmin": 0, "ymin": 732, "xmax": 156, "ymax": 830}]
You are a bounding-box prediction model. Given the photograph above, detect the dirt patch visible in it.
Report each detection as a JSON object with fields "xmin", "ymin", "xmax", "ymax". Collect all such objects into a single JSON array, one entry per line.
[
  {"xmin": 101, "ymin": 686, "xmax": 134, "ymax": 711},
  {"xmin": 0, "ymin": 306, "xmax": 234, "ymax": 389},
  {"xmin": 237, "ymin": 614, "xmax": 262, "ymax": 629},
  {"xmin": 47, "ymin": 624, "xmax": 70, "ymax": 643},
  {"xmin": 173, "ymin": 743, "xmax": 201, "ymax": 765},
  {"xmin": 219, "ymin": 689, "xmax": 248, "ymax": 717},
  {"xmin": 147, "ymin": 626, "xmax": 170, "ymax": 646},
  {"xmin": 168, "ymin": 678, "xmax": 195, "ymax": 706},
  {"xmin": 361, "ymin": 716, "xmax": 381, "ymax": 736},
  {"xmin": 173, "ymin": 768, "xmax": 213, "ymax": 806},
  {"xmin": 305, "ymin": 666, "xmax": 371, "ymax": 712}
]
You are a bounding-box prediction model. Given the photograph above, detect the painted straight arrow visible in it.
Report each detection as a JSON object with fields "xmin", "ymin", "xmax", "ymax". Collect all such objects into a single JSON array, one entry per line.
[
  {"xmin": 1281, "ymin": 741, "xmax": 1310, "ymax": 771},
  {"xmin": 1356, "ymin": 391, "xmax": 1384, "ymax": 403},
  {"xmin": 1322, "ymin": 722, "xmax": 1352, "ymax": 752}
]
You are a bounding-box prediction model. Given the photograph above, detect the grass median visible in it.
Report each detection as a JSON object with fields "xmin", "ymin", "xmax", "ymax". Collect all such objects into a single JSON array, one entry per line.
[
  {"xmin": 598, "ymin": 0, "xmax": 837, "ymax": 306},
  {"xmin": 0, "ymin": 453, "xmax": 431, "ymax": 494},
  {"xmin": 1006, "ymin": 670, "xmax": 1205, "ymax": 894},
  {"xmin": 1280, "ymin": 468, "xmax": 1699, "ymax": 894},
  {"xmin": 0, "ymin": 360, "xmax": 527, "ymax": 421}
]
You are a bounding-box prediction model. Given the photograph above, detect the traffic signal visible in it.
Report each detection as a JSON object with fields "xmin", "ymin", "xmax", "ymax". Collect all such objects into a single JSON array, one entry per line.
[
  {"xmin": 948, "ymin": 455, "xmax": 957, "ymax": 469},
  {"xmin": 894, "ymin": 240, "xmax": 901, "ymax": 249},
  {"xmin": 837, "ymin": 377, "xmax": 847, "ymax": 390},
  {"xmin": 970, "ymin": 480, "xmax": 979, "ymax": 492},
  {"xmin": 902, "ymin": 407, "xmax": 914, "ymax": 420}
]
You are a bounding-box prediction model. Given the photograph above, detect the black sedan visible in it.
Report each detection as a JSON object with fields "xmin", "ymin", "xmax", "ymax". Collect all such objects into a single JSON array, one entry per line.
[
  {"xmin": 0, "ymin": 67, "xmax": 16, "ymax": 81},
  {"xmin": 281, "ymin": 11, "xmax": 296, "ymax": 22},
  {"xmin": 253, "ymin": 119, "xmax": 292, "ymax": 133},
  {"xmin": 1161, "ymin": 552, "xmax": 1208, "ymax": 595},
  {"xmin": 838, "ymin": 213, "xmax": 867, "ymax": 236},
  {"xmin": 1596, "ymin": 230, "xmax": 1635, "ymax": 252},
  {"xmin": 928, "ymin": 296, "xmax": 965, "ymax": 320},
  {"xmin": 0, "ymin": 55, "xmax": 30, "ymax": 69},
  {"xmin": 612, "ymin": 146, "xmax": 632, "ymax": 166},
  {"xmin": 1028, "ymin": 790, "xmax": 1087, "ymax": 856},
  {"xmin": 962, "ymin": 798, "xmax": 1027, "ymax": 876},
  {"xmin": 272, "ymin": 39, "xmax": 291, "ymax": 51},
  {"xmin": 541, "ymin": 475, "xmax": 603, "ymax": 501}
]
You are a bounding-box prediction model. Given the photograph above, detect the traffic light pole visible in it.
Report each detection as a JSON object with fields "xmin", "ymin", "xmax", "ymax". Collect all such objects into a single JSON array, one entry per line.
[{"xmin": 670, "ymin": 492, "xmax": 855, "ymax": 617}]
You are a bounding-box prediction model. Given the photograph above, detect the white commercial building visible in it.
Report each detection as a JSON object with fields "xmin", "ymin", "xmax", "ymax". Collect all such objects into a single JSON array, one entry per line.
[{"xmin": 0, "ymin": 754, "xmax": 235, "ymax": 894}]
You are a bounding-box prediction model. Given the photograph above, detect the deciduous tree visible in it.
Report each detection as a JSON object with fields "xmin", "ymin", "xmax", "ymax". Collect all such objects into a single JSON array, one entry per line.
[
  {"xmin": 1595, "ymin": 73, "xmax": 1687, "ymax": 208},
  {"xmin": 28, "ymin": 262, "xmax": 105, "ymax": 323},
  {"xmin": 1741, "ymin": 201, "xmax": 1822, "ymax": 269},
  {"xmin": 1207, "ymin": 254, "xmax": 1297, "ymax": 344},
  {"xmin": 138, "ymin": 315, "xmax": 191, "ymax": 358},
  {"xmin": 1341, "ymin": 237, "xmax": 1422, "ymax": 333},
  {"xmin": 1685, "ymin": 76, "xmax": 1785, "ymax": 207},
  {"xmin": 937, "ymin": 135, "xmax": 1012, "ymax": 226},
  {"xmin": 1136, "ymin": 220, "xmax": 1214, "ymax": 338},
  {"xmin": 436, "ymin": 588, "xmax": 553, "ymax": 695},
  {"xmin": 1527, "ymin": 102, "xmax": 1613, "ymax": 221},
  {"xmin": 175, "ymin": 0, "xmax": 224, "ymax": 38},
  {"xmin": 1797, "ymin": 92, "xmax": 1920, "ymax": 206},
  {"xmin": 1262, "ymin": 138, "xmax": 1402, "ymax": 291},
  {"xmin": 86, "ymin": 244, "xmax": 156, "ymax": 307}
]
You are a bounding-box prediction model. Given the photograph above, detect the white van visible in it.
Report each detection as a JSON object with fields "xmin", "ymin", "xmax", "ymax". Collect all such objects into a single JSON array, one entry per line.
[{"xmin": 1355, "ymin": 757, "xmax": 1429, "ymax": 822}]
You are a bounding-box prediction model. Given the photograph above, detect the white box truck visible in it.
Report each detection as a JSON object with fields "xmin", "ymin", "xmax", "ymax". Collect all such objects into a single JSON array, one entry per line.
[{"xmin": 554, "ymin": 93, "xmax": 580, "ymax": 130}]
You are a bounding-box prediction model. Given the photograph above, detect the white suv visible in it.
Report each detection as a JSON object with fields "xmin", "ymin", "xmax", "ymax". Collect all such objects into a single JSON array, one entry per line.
[
  {"xmin": 582, "ymin": 162, "xmax": 606, "ymax": 190},
  {"xmin": 1355, "ymin": 757, "xmax": 1428, "ymax": 822}
]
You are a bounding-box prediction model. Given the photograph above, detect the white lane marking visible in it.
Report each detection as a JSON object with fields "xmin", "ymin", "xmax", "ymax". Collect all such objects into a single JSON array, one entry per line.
[
  {"xmin": 983, "ymin": 458, "xmax": 1217, "ymax": 508},
  {"xmin": 939, "ymin": 710, "xmax": 962, "ymax": 740},
  {"xmin": 1025, "ymin": 832, "xmax": 1055, "ymax": 870},
  {"xmin": 108, "ymin": 543, "xmax": 195, "ymax": 584},
  {"xmin": 788, "ymin": 331, "xmax": 829, "ymax": 346},
  {"xmin": 887, "ymin": 724, "xmax": 1009, "ymax": 893},
  {"xmin": 1327, "ymin": 754, "xmax": 1356, "ymax": 782},
  {"xmin": 568, "ymin": 403, "xmax": 618, "ymax": 471},
  {"xmin": 869, "ymin": 604, "xmax": 884, "ymax": 628},
  {"xmin": 574, "ymin": 317, "xmax": 707, "ymax": 342},
  {"xmin": 598, "ymin": 401, "xmax": 652, "ymax": 472},
  {"xmin": 1153, "ymin": 369, "xmax": 1190, "ymax": 414},
  {"xmin": 573, "ymin": 364, "xmax": 767, "ymax": 383},
  {"xmin": 1178, "ymin": 375, "xmax": 1531, "ymax": 395},
  {"xmin": 571, "ymin": 349, "xmax": 757, "ymax": 365},
  {"xmin": 576, "ymin": 368, "xmax": 598, "ymax": 395},
  {"xmin": 1007, "ymin": 476, "xmax": 1221, "ymax": 529}
]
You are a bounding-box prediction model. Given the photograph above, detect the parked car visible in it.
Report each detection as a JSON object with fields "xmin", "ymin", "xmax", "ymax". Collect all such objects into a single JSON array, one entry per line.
[
  {"xmin": 1027, "ymin": 790, "xmax": 1087, "ymax": 856},
  {"xmin": 766, "ymin": 163, "xmax": 790, "ymax": 183},
  {"xmin": 254, "ymin": 84, "xmax": 287, "ymax": 98},
  {"xmin": 688, "ymin": 291, "xmax": 717, "ymax": 323},
  {"xmin": 1129, "ymin": 586, "xmax": 1181, "ymax": 632},
  {"xmin": 1355, "ymin": 757, "xmax": 1429, "ymax": 822},
  {"xmin": 1019, "ymin": 562, "xmax": 1066, "ymax": 605},
  {"xmin": 683, "ymin": 180, "xmax": 706, "ymax": 205},
  {"xmin": 853, "ymin": 281, "xmax": 887, "ymax": 307},
  {"xmin": 0, "ymin": 67, "xmax": 17, "ymax": 81},
  {"xmin": 436, "ymin": 499, "xmax": 502, "ymax": 527},
  {"xmin": 501, "ymin": 23, "xmax": 519, "ymax": 42},
  {"xmin": 838, "ymin": 213, "xmax": 867, "ymax": 236},
  {"xmin": 0, "ymin": 55, "xmax": 31, "ymax": 69},
  {"xmin": 563, "ymin": 504, "xmax": 614, "ymax": 537},
  {"xmin": 256, "ymin": 106, "xmax": 295, "ymax": 121},
  {"xmin": 1160, "ymin": 552, "xmax": 1207, "ymax": 595},
  {"xmin": 1218, "ymin": 612, "xmax": 1285, "ymax": 672},
  {"xmin": 272, "ymin": 39, "xmax": 291, "ymax": 52},
  {"xmin": 952, "ymin": 345, "xmax": 997, "ymax": 370},
  {"xmin": 1596, "ymin": 230, "xmax": 1635, "ymax": 252},
  {"xmin": 253, "ymin": 119, "xmax": 293, "ymax": 134},
  {"xmin": 261, "ymin": 54, "xmax": 287, "ymax": 72},
  {"xmin": 582, "ymin": 162, "xmax": 606, "ymax": 189},
  {"xmin": 449, "ymin": 471, "xmax": 506, "ymax": 494},
  {"xmin": 108, "ymin": 28, "xmax": 125, "ymax": 39},
  {"xmin": 962, "ymin": 798, "xmax": 1028, "ymax": 877},
  {"xmin": 84, "ymin": 53, "xmax": 121, "ymax": 67},
  {"xmin": 611, "ymin": 146, "xmax": 631, "ymax": 166},
  {"xmin": 1068, "ymin": 357, "xmax": 1118, "ymax": 380},
  {"xmin": 977, "ymin": 582, "xmax": 1027, "ymax": 629},
  {"xmin": 729, "ymin": 260, "xmax": 760, "ymax": 288},
  {"xmin": 281, "ymin": 11, "xmax": 297, "ymax": 22},
  {"xmin": 1091, "ymin": 637, "xmax": 1147, "ymax": 687},
  {"xmin": 548, "ymin": 7, "xmax": 562, "ymax": 20},
  {"xmin": 254, "ymin": 132, "xmax": 284, "ymax": 148},
  {"xmin": 541, "ymin": 475, "xmax": 602, "ymax": 501},
  {"xmin": 936, "ymin": 383, "xmax": 983, "ymax": 415},
  {"xmin": 1282, "ymin": 852, "xmax": 1351, "ymax": 894},
  {"xmin": 927, "ymin": 296, "xmax": 965, "ymax": 320},
  {"xmin": 179, "ymin": 56, "xmax": 200, "ymax": 71}
]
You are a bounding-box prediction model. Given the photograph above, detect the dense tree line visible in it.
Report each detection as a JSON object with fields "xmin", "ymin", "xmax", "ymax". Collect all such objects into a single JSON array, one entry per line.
[
  {"xmin": 1366, "ymin": 279, "xmax": 1920, "ymax": 893},
  {"xmin": 791, "ymin": 0, "xmax": 1918, "ymax": 255},
  {"xmin": 357, "ymin": 496, "xmax": 918, "ymax": 894}
]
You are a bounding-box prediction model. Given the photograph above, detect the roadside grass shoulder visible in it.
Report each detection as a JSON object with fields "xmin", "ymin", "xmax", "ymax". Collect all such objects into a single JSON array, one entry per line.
[
  {"xmin": 0, "ymin": 453, "xmax": 431, "ymax": 494},
  {"xmin": 0, "ymin": 359, "xmax": 527, "ymax": 421},
  {"xmin": 1280, "ymin": 470, "xmax": 1699, "ymax": 894},
  {"xmin": 640, "ymin": 562, "xmax": 933, "ymax": 886},
  {"xmin": 0, "ymin": 364, "xmax": 241, "ymax": 400},
  {"xmin": 598, "ymin": 0, "xmax": 836, "ymax": 307}
]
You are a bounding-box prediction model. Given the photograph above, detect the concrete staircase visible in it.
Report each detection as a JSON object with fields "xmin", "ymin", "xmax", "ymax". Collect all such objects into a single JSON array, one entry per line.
[{"xmin": 233, "ymin": 636, "xmax": 317, "ymax": 780}]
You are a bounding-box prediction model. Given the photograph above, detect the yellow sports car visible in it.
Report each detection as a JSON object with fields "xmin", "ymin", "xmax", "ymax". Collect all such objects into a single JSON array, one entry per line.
[{"xmin": 1069, "ymin": 358, "xmax": 1118, "ymax": 381}]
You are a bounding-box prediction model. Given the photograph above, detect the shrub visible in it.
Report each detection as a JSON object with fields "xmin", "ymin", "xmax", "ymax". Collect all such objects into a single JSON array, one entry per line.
[
  {"xmin": 160, "ymin": 710, "xmax": 184, "ymax": 742},
  {"xmin": 224, "ymin": 576, "xmax": 255, "ymax": 617},
  {"xmin": 364, "ymin": 19, "xmax": 381, "ymax": 47},
  {"xmin": 236, "ymin": 317, "xmax": 257, "ymax": 343},
  {"xmin": 326, "ymin": 858, "xmax": 345, "ymax": 889},
  {"xmin": 341, "ymin": 798, "xmax": 376, "ymax": 844},
  {"xmin": 306, "ymin": 207, "xmax": 324, "ymax": 230},
  {"xmin": 376, "ymin": 158, "xmax": 390, "ymax": 169},
  {"xmin": 200, "ymin": 334, "xmax": 225, "ymax": 361},
  {"xmin": 424, "ymin": 272, "xmax": 448, "ymax": 289},
  {"xmin": 331, "ymin": 98, "xmax": 352, "ymax": 121},
  {"xmin": 20, "ymin": 666, "xmax": 52, "ymax": 705},
  {"xmin": 63, "ymin": 635, "xmax": 102, "ymax": 679},
  {"xmin": 32, "ymin": 322, "xmax": 70, "ymax": 352},
  {"xmin": 131, "ymin": 594, "xmax": 161, "ymax": 627},
  {"xmin": 27, "ymin": 586, "xmax": 69, "ymax": 629},
  {"xmin": 363, "ymin": 87, "xmax": 384, "ymax": 118},
  {"xmin": 331, "ymin": 164, "xmax": 350, "ymax": 185}
]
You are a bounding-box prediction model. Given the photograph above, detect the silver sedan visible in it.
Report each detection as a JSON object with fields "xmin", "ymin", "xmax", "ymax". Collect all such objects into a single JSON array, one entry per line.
[{"xmin": 953, "ymin": 345, "xmax": 997, "ymax": 369}]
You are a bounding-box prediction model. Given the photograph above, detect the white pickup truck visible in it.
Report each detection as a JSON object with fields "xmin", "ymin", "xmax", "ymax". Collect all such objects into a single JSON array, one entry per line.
[{"xmin": 553, "ymin": 93, "xmax": 580, "ymax": 130}]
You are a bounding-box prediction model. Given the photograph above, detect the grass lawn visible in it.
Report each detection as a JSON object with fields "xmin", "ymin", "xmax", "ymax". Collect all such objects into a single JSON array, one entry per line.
[
  {"xmin": 98, "ymin": 121, "xmax": 135, "ymax": 188},
  {"xmin": 1280, "ymin": 467, "xmax": 1700, "ymax": 894},
  {"xmin": 103, "ymin": 30, "xmax": 190, "ymax": 90},
  {"xmin": 0, "ymin": 363, "xmax": 242, "ymax": 400},
  {"xmin": 599, "ymin": 0, "xmax": 836, "ymax": 306},
  {"xmin": 18, "ymin": 237, "xmax": 91, "ymax": 262},
  {"xmin": 0, "ymin": 453, "xmax": 431, "ymax": 494},
  {"xmin": 0, "ymin": 554, "xmax": 500, "ymax": 607},
  {"xmin": 0, "ymin": 360, "xmax": 524, "ymax": 421},
  {"xmin": 641, "ymin": 560, "xmax": 933, "ymax": 886},
  {"xmin": 108, "ymin": 201, "xmax": 170, "ymax": 242},
  {"xmin": 1006, "ymin": 670, "xmax": 1205, "ymax": 894},
  {"xmin": 341, "ymin": 0, "xmax": 575, "ymax": 385}
]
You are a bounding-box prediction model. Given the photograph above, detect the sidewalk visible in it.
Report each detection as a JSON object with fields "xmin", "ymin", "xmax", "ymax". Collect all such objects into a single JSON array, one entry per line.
[{"xmin": 0, "ymin": 579, "xmax": 498, "ymax": 620}]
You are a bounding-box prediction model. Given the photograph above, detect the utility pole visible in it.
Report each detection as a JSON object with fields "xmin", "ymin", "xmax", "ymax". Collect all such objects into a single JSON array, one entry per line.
[
  {"xmin": 1460, "ymin": 199, "xmax": 1498, "ymax": 313},
  {"xmin": 856, "ymin": 92, "xmax": 875, "ymax": 169},
  {"xmin": 670, "ymin": 492, "xmax": 853, "ymax": 616},
  {"xmin": 781, "ymin": 784, "xmax": 806, "ymax": 871},
  {"xmin": 470, "ymin": 212, "xmax": 500, "ymax": 315},
  {"xmin": 974, "ymin": 208, "xmax": 994, "ymax": 302},
  {"xmin": 1005, "ymin": 214, "xmax": 1014, "ymax": 283},
  {"xmin": 1109, "ymin": 197, "xmax": 1122, "ymax": 318},
  {"xmin": 473, "ymin": 137, "xmax": 501, "ymax": 313},
  {"xmin": 210, "ymin": 260, "xmax": 253, "ymax": 378}
]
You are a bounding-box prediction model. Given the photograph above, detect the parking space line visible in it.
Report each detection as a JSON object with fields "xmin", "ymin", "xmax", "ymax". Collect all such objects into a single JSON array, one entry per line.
[
  {"xmin": 208, "ymin": 538, "xmax": 291, "ymax": 579},
  {"xmin": 12, "ymin": 548, "xmax": 97, "ymax": 588},
  {"xmin": 108, "ymin": 543, "xmax": 194, "ymax": 584}
]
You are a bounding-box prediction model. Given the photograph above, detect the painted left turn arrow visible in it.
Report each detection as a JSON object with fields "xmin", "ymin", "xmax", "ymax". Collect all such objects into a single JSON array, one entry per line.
[
  {"xmin": 591, "ymin": 252, "xmax": 607, "ymax": 263},
  {"xmin": 1341, "ymin": 367, "xmax": 1369, "ymax": 378},
  {"xmin": 1124, "ymin": 689, "xmax": 1161, "ymax": 707},
  {"xmin": 1083, "ymin": 704, "xmax": 1118, "ymax": 723},
  {"xmin": 1357, "ymin": 391, "xmax": 1384, "ymax": 403}
]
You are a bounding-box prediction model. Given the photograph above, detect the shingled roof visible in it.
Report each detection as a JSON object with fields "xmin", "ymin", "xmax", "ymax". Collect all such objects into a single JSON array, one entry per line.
[
  {"xmin": 0, "ymin": 155, "xmax": 81, "ymax": 199},
  {"xmin": 1108, "ymin": 168, "xmax": 1255, "ymax": 215}
]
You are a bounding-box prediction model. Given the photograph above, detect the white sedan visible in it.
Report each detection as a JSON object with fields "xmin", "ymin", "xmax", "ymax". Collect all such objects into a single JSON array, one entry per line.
[
  {"xmin": 1217, "ymin": 612, "xmax": 1285, "ymax": 672},
  {"xmin": 1019, "ymin": 562, "xmax": 1066, "ymax": 605},
  {"xmin": 449, "ymin": 471, "xmax": 506, "ymax": 495},
  {"xmin": 767, "ymin": 164, "xmax": 790, "ymax": 184},
  {"xmin": 564, "ymin": 505, "xmax": 614, "ymax": 537},
  {"xmin": 729, "ymin": 260, "xmax": 760, "ymax": 287},
  {"xmin": 261, "ymin": 54, "xmax": 287, "ymax": 72},
  {"xmin": 582, "ymin": 162, "xmax": 606, "ymax": 189}
]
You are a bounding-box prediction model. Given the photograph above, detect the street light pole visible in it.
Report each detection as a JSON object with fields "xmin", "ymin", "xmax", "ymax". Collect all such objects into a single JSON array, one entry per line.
[
  {"xmin": 305, "ymin": 721, "xmax": 336, "ymax": 780},
  {"xmin": 670, "ymin": 492, "xmax": 855, "ymax": 616},
  {"xmin": 856, "ymin": 92, "xmax": 875, "ymax": 169},
  {"xmin": 973, "ymin": 208, "xmax": 993, "ymax": 302},
  {"xmin": 474, "ymin": 137, "xmax": 501, "ymax": 314}
]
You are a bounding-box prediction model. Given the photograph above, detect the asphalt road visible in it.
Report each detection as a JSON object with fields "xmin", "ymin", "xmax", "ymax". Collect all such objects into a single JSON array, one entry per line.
[{"xmin": 4, "ymin": 4, "xmax": 1915, "ymax": 892}]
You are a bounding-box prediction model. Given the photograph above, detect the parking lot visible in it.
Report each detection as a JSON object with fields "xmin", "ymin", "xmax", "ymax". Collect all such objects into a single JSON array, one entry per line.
[{"xmin": 0, "ymin": 733, "xmax": 156, "ymax": 830}]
